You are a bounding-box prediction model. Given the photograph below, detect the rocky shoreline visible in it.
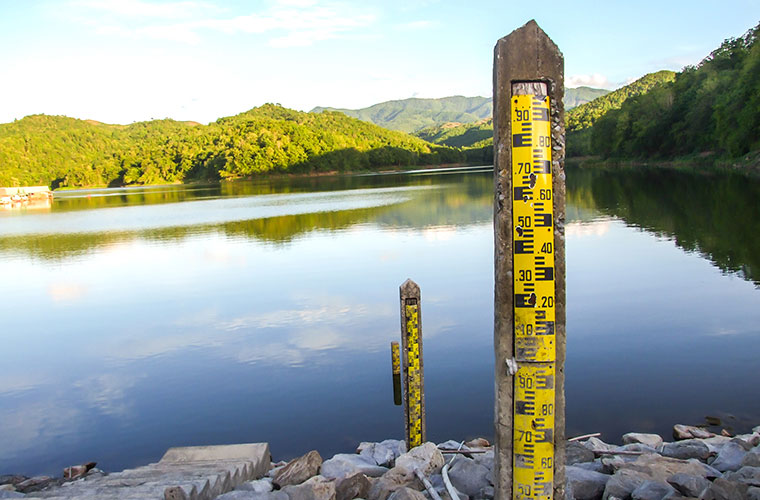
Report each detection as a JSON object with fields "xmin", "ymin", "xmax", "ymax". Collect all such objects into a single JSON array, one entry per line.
[{"xmin": 2, "ymin": 423, "xmax": 759, "ymax": 500}]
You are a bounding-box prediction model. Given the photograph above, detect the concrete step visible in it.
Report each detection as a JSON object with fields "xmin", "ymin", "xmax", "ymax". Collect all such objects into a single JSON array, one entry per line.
[{"xmin": 25, "ymin": 443, "xmax": 270, "ymax": 500}]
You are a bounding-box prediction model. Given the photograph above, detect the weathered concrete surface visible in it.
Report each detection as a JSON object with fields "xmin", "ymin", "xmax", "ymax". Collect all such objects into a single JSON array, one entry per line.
[
  {"xmin": 22, "ymin": 443, "xmax": 270, "ymax": 500},
  {"xmin": 493, "ymin": 19, "xmax": 566, "ymax": 500}
]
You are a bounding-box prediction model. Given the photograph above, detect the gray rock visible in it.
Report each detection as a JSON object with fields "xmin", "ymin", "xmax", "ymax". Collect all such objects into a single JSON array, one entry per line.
[
  {"xmin": 336, "ymin": 473, "xmax": 371, "ymax": 500},
  {"xmin": 736, "ymin": 434, "xmax": 760, "ymax": 448},
  {"xmin": 367, "ymin": 468, "xmax": 418, "ymax": 500},
  {"xmin": 446, "ymin": 457, "xmax": 489, "ymax": 497},
  {"xmin": 15, "ymin": 475, "xmax": 56, "ymax": 493},
  {"xmin": 437, "ymin": 440, "xmax": 469, "ymax": 451},
  {"xmin": 702, "ymin": 436, "xmax": 733, "ymax": 454},
  {"xmin": 673, "ymin": 424, "xmax": 715, "ymax": 440},
  {"xmin": 724, "ymin": 466, "xmax": 760, "ymax": 487},
  {"xmin": 478, "ymin": 485, "xmax": 494, "ymax": 499},
  {"xmin": 616, "ymin": 444, "xmax": 659, "ymax": 456},
  {"xmin": 0, "ymin": 491, "xmax": 25, "ymax": 499},
  {"xmin": 274, "ymin": 450, "xmax": 323, "ymax": 488},
  {"xmin": 464, "ymin": 438, "xmax": 490, "ymax": 449},
  {"xmin": 0, "ymin": 477, "xmax": 25, "ymax": 486},
  {"xmin": 749, "ymin": 486, "xmax": 760, "ymax": 500},
  {"xmin": 630, "ymin": 480, "xmax": 676, "ymax": 500},
  {"xmin": 358, "ymin": 441, "xmax": 405, "ymax": 468},
  {"xmin": 473, "ymin": 450, "xmax": 494, "ymax": 471},
  {"xmin": 283, "ymin": 475, "xmax": 337, "ymax": 500},
  {"xmin": 660, "ymin": 440, "xmax": 712, "ymax": 461},
  {"xmin": 574, "ymin": 461, "xmax": 606, "ymax": 474},
  {"xmin": 603, "ymin": 469, "xmax": 649, "ymax": 500},
  {"xmin": 583, "ymin": 437, "xmax": 617, "ymax": 454},
  {"xmin": 699, "ymin": 477, "xmax": 749, "ymax": 500},
  {"xmin": 567, "ymin": 442, "xmax": 596, "ymax": 465},
  {"xmin": 395, "ymin": 443, "xmax": 445, "ymax": 477},
  {"xmin": 218, "ymin": 492, "xmax": 289, "ymax": 500},
  {"xmin": 710, "ymin": 441, "xmax": 748, "ymax": 472},
  {"xmin": 743, "ymin": 449, "xmax": 760, "ymax": 468},
  {"xmin": 565, "ymin": 465, "xmax": 609, "ymax": 500},
  {"xmin": 321, "ymin": 455, "xmax": 389, "ymax": 480},
  {"xmin": 623, "ymin": 433, "xmax": 664, "ymax": 450},
  {"xmin": 666, "ymin": 472, "xmax": 710, "ymax": 497},
  {"xmin": 387, "ymin": 487, "xmax": 426, "ymax": 500},
  {"xmin": 237, "ymin": 479, "xmax": 274, "ymax": 493}
]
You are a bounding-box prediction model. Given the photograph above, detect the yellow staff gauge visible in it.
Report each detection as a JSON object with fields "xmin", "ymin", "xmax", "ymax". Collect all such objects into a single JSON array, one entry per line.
[{"xmin": 511, "ymin": 91, "xmax": 556, "ymax": 500}]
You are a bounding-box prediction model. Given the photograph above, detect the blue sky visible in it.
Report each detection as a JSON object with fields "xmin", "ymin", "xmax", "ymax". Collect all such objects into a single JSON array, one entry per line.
[{"xmin": 0, "ymin": 0, "xmax": 757, "ymax": 124}]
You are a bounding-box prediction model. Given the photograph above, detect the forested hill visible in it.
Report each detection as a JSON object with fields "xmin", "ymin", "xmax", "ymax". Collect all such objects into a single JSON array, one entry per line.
[
  {"xmin": 566, "ymin": 70, "xmax": 676, "ymax": 131},
  {"xmin": 312, "ymin": 87, "xmax": 607, "ymax": 133},
  {"xmin": 0, "ymin": 105, "xmax": 463, "ymax": 189},
  {"xmin": 579, "ymin": 22, "xmax": 760, "ymax": 159}
]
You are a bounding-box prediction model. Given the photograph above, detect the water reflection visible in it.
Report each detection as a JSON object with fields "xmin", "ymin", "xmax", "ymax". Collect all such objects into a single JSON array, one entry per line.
[
  {"xmin": 1, "ymin": 166, "xmax": 759, "ymax": 478},
  {"xmin": 567, "ymin": 165, "xmax": 760, "ymax": 285}
]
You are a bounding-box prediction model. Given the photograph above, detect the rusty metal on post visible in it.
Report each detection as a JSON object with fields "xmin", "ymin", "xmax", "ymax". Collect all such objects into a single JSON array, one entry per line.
[
  {"xmin": 493, "ymin": 20, "xmax": 566, "ymax": 500},
  {"xmin": 400, "ymin": 278, "xmax": 426, "ymax": 449},
  {"xmin": 391, "ymin": 341, "xmax": 402, "ymax": 406}
]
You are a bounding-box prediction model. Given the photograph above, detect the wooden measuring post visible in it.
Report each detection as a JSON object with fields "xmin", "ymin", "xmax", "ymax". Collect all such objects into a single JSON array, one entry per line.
[
  {"xmin": 400, "ymin": 279, "xmax": 426, "ymax": 449},
  {"xmin": 391, "ymin": 341, "xmax": 402, "ymax": 406},
  {"xmin": 493, "ymin": 20, "xmax": 566, "ymax": 500}
]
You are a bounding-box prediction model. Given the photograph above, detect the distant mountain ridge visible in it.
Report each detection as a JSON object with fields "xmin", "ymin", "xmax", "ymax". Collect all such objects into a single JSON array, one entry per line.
[{"xmin": 312, "ymin": 87, "xmax": 608, "ymax": 133}]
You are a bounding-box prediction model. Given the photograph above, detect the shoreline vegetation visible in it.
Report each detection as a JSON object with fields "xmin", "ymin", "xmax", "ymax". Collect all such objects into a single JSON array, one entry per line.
[{"xmin": 2, "ymin": 422, "xmax": 759, "ymax": 499}]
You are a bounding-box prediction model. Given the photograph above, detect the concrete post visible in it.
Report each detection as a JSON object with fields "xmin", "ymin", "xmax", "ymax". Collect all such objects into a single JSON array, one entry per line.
[
  {"xmin": 400, "ymin": 278, "xmax": 426, "ymax": 449},
  {"xmin": 493, "ymin": 20, "xmax": 566, "ymax": 500}
]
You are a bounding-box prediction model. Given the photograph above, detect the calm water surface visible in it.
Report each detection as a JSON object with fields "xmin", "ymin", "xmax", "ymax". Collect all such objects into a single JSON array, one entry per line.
[{"xmin": 1, "ymin": 166, "xmax": 759, "ymax": 476}]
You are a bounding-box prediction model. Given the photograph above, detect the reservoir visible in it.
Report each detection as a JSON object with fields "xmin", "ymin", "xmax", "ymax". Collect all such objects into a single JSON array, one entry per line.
[{"xmin": 1, "ymin": 165, "xmax": 759, "ymax": 476}]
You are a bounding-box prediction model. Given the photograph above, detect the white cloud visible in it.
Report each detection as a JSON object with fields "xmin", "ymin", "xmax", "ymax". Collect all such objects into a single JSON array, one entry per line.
[
  {"xmin": 566, "ymin": 73, "xmax": 612, "ymax": 89},
  {"xmin": 70, "ymin": 0, "xmax": 377, "ymax": 47},
  {"xmin": 71, "ymin": 0, "xmax": 217, "ymax": 19}
]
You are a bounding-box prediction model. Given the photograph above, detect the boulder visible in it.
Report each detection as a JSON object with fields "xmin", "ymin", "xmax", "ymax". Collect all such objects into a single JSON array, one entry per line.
[
  {"xmin": 673, "ymin": 424, "xmax": 715, "ymax": 440},
  {"xmin": 274, "ymin": 450, "xmax": 323, "ymax": 488},
  {"xmin": 336, "ymin": 473, "xmax": 371, "ymax": 500},
  {"xmin": 321, "ymin": 454, "xmax": 388, "ymax": 480},
  {"xmin": 660, "ymin": 440, "xmax": 712, "ymax": 461},
  {"xmin": 702, "ymin": 436, "xmax": 733, "ymax": 454},
  {"xmin": 630, "ymin": 480, "xmax": 676, "ymax": 500},
  {"xmin": 464, "ymin": 438, "xmax": 490, "ymax": 449},
  {"xmin": 0, "ymin": 492, "xmax": 25, "ymax": 499},
  {"xmin": 217, "ymin": 492, "xmax": 288, "ymax": 500},
  {"xmin": 566, "ymin": 441, "xmax": 596, "ymax": 465},
  {"xmin": 15, "ymin": 475, "xmax": 56, "ymax": 493},
  {"xmin": 395, "ymin": 443, "xmax": 444, "ymax": 477},
  {"xmin": 0, "ymin": 477, "xmax": 25, "ymax": 487},
  {"xmin": 573, "ymin": 461, "xmax": 606, "ymax": 474},
  {"xmin": 282, "ymin": 475, "xmax": 336, "ymax": 500},
  {"xmin": 359, "ymin": 441, "xmax": 406, "ymax": 468},
  {"xmin": 710, "ymin": 441, "xmax": 748, "ymax": 472},
  {"xmin": 742, "ymin": 449, "xmax": 760, "ymax": 468},
  {"xmin": 473, "ymin": 449, "xmax": 495, "ymax": 471},
  {"xmin": 582, "ymin": 437, "xmax": 617, "ymax": 454},
  {"xmin": 603, "ymin": 469, "xmax": 650, "ymax": 500},
  {"xmin": 750, "ymin": 486, "xmax": 760, "ymax": 500},
  {"xmin": 387, "ymin": 486, "xmax": 427, "ymax": 500},
  {"xmin": 666, "ymin": 472, "xmax": 710, "ymax": 497},
  {"xmin": 699, "ymin": 477, "xmax": 749, "ymax": 500},
  {"xmin": 237, "ymin": 479, "xmax": 274, "ymax": 493},
  {"xmin": 446, "ymin": 457, "xmax": 490, "ymax": 497},
  {"xmin": 367, "ymin": 468, "xmax": 420, "ymax": 500},
  {"xmin": 724, "ymin": 466, "xmax": 760, "ymax": 487},
  {"xmin": 625, "ymin": 453, "xmax": 721, "ymax": 479},
  {"xmin": 622, "ymin": 433, "xmax": 664, "ymax": 450},
  {"xmin": 565, "ymin": 465, "xmax": 609, "ymax": 500},
  {"xmin": 616, "ymin": 443, "xmax": 658, "ymax": 455},
  {"xmin": 478, "ymin": 485, "xmax": 495, "ymax": 499}
]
